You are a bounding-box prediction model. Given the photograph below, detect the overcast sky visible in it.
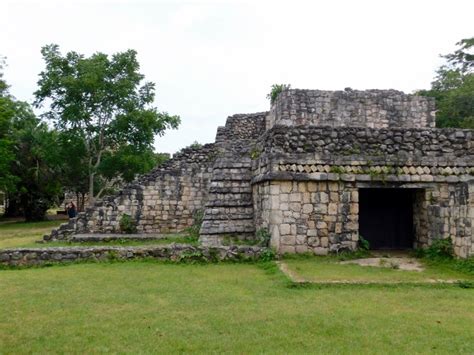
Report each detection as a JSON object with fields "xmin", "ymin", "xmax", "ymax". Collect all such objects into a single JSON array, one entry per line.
[{"xmin": 2, "ymin": 0, "xmax": 473, "ymax": 154}]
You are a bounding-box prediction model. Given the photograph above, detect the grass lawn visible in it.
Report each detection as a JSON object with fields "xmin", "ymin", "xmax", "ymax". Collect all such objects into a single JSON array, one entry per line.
[
  {"xmin": 1, "ymin": 262, "xmax": 473, "ymax": 354},
  {"xmin": 282, "ymin": 255, "xmax": 474, "ymax": 283},
  {"xmin": 1, "ymin": 221, "xmax": 473, "ymax": 353},
  {"xmin": 0, "ymin": 220, "xmax": 64, "ymax": 249},
  {"xmin": 0, "ymin": 220, "xmax": 197, "ymax": 249}
]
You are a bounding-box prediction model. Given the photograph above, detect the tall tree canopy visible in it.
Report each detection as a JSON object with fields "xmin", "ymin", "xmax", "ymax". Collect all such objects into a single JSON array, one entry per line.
[
  {"xmin": 1, "ymin": 58, "xmax": 64, "ymax": 220},
  {"xmin": 34, "ymin": 44, "xmax": 180, "ymax": 205},
  {"xmin": 418, "ymin": 37, "xmax": 474, "ymax": 128},
  {"xmin": 0, "ymin": 57, "xmax": 17, "ymax": 192}
]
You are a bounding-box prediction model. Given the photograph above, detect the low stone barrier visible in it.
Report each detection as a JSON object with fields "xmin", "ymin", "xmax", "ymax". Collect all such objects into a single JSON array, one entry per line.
[
  {"xmin": 0, "ymin": 244, "xmax": 270, "ymax": 267},
  {"xmin": 68, "ymin": 233, "xmax": 185, "ymax": 243}
]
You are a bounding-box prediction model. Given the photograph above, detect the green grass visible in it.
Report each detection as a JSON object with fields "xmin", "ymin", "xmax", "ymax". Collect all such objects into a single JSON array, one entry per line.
[
  {"xmin": 0, "ymin": 261, "xmax": 473, "ymax": 353},
  {"xmin": 0, "ymin": 220, "xmax": 64, "ymax": 249},
  {"xmin": 282, "ymin": 254, "xmax": 474, "ymax": 283},
  {"xmin": 1, "ymin": 223, "xmax": 473, "ymax": 353},
  {"xmin": 0, "ymin": 220, "xmax": 198, "ymax": 249}
]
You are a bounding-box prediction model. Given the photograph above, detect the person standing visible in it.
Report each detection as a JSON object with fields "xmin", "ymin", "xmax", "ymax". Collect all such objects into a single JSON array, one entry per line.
[{"xmin": 67, "ymin": 201, "xmax": 77, "ymax": 218}]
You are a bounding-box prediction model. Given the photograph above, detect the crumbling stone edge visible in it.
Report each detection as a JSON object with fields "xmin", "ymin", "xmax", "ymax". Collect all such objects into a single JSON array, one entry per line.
[{"xmin": 0, "ymin": 244, "xmax": 274, "ymax": 268}]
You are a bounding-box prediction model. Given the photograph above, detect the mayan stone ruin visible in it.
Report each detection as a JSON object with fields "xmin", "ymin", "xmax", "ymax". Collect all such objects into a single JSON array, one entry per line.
[{"xmin": 46, "ymin": 88, "xmax": 474, "ymax": 258}]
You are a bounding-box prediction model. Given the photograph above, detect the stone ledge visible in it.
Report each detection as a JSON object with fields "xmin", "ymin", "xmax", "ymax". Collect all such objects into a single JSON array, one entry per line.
[
  {"xmin": 67, "ymin": 233, "xmax": 186, "ymax": 243},
  {"xmin": 0, "ymin": 245, "xmax": 270, "ymax": 267},
  {"xmin": 252, "ymin": 172, "xmax": 474, "ymax": 184}
]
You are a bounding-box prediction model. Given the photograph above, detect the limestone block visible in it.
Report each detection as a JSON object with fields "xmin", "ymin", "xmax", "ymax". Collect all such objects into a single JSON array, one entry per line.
[
  {"xmin": 290, "ymin": 203, "xmax": 301, "ymax": 212},
  {"xmin": 281, "ymin": 235, "xmax": 296, "ymax": 245},
  {"xmin": 280, "ymin": 224, "xmax": 291, "ymax": 235},
  {"xmin": 296, "ymin": 245, "xmax": 310, "ymax": 254},
  {"xmin": 279, "ymin": 245, "xmax": 296, "ymax": 254},
  {"xmin": 290, "ymin": 193, "xmax": 301, "ymax": 202},
  {"xmin": 316, "ymin": 221, "xmax": 327, "ymax": 229},
  {"xmin": 328, "ymin": 203, "xmax": 338, "ymax": 215},
  {"xmin": 313, "ymin": 247, "xmax": 328, "ymax": 256},
  {"xmin": 320, "ymin": 192, "xmax": 329, "ymax": 203},
  {"xmin": 280, "ymin": 182, "xmax": 293, "ymax": 193},
  {"xmin": 307, "ymin": 229, "xmax": 317, "ymax": 237},
  {"xmin": 296, "ymin": 235, "xmax": 307, "ymax": 245},
  {"xmin": 302, "ymin": 204, "xmax": 313, "ymax": 214},
  {"xmin": 320, "ymin": 237, "xmax": 329, "ymax": 247}
]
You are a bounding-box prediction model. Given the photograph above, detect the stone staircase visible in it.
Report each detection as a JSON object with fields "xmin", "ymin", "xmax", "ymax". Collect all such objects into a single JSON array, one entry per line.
[
  {"xmin": 199, "ymin": 112, "xmax": 267, "ymax": 246},
  {"xmin": 199, "ymin": 154, "xmax": 256, "ymax": 245}
]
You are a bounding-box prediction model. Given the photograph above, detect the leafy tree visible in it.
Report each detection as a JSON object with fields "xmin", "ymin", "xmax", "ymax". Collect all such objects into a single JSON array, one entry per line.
[
  {"xmin": 418, "ymin": 37, "xmax": 474, "ymax": 128},
  {"xmin": 4, "ymin": 102, "xmax": 63, "ymax": 221},
  {"xmin": 0, "ymin": 57, "xmax": 18, "ymax": 193},
  {"xmin": 34, "ymin": 44, "xmax": 180, "ymax": 206},
  {"xmin": 266, "ymin": 84, "xmax": 291, "ymax": 104}
]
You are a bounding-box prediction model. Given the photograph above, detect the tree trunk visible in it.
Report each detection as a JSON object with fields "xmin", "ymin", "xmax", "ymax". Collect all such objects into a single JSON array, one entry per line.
[{"xmin": 88, "ymin": 172, "xmax": 95, "ymax": 207}]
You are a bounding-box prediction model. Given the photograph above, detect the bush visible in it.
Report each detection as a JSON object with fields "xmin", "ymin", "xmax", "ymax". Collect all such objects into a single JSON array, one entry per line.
[
  {"xmin": 358, "ymin": 235, "xmax": 370, "ymax": 251},
  {"xmin": 185, "ymin": 209, "xmax": 204, "ymax": 242},
  {"xmin": 256, "ymin": 228, "xmax": 272, "ymax": 247},
  {"xmin": 266, "ymin": 84, "xmax": 291, "ymax": 104},
  {"xmin": 425, "ymin": 238, "xmax": 454, "ymax": 259},
  {"xmin": 259, "ymin": 248, "xmax": 276, "ymax": 262},
  {"xmin": 119, "ymin": 214, "xmax": 137, "ymax": 234}
]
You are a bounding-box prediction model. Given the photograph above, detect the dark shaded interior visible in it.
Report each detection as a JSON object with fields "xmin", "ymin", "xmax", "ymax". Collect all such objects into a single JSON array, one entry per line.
[{"xmin": 359, "ymin": 188, "xmax": 415, "ymax": 250}]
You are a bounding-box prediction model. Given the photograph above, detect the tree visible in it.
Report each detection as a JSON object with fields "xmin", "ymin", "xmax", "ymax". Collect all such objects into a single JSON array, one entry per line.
[
  {"xmin": 34, "ymin": 44, "xmax": 180, "ymax": 206},
  {"xmin": 9, "ymin": 111, "xmax": 63, "ymax": 221},
  {"xmin": 418, "ymin": 37, "xmax": 474, "ymax": 128},
  {"xmin": 0, "ymin": 57, "xmax": 18, "ymax": 193}
]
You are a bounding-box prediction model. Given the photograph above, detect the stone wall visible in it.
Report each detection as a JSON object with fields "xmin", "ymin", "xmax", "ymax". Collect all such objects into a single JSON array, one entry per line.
[
  {"xmin": 254, "ymin": 181, "xmax": 358, "ymax": 255},
  {"xmin": 267, "ymin": 89, "xmax": 436, "ymax": 129},
  {"xmin": 254, "ymin": 180, "xmax": 473, "ymax": 257},
  {"xmin": 0, "ymin": 245, "xmax": 269, "ymax": 267},
  {"xmin": 47, "ymin": 144, "xmax": 217, "ymax": 240},
  {"xmin": 253, "ymin": 124, "xmax": 474, "ymax": 258},
  {"xmin": 414, "ymin": 182, "xmax": 473, "ymax": 258},
  {"xmin": 259, "ymin": 126, "xmax": 473, "ymax": 166}
]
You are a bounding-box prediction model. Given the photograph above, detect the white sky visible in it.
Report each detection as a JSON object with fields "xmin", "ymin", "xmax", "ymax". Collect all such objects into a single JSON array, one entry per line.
[{"xmin": 2, "ymin": 0, "xmax": 473, "ymax": 154}]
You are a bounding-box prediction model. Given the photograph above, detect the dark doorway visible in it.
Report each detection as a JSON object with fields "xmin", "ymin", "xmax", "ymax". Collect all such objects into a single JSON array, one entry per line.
[{"xmin": 359, "ymin": 188, "xmax": 415, "ymax": 250}]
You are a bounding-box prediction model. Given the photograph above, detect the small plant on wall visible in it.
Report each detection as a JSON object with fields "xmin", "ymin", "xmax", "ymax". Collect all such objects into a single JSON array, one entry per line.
[
  {"xmin": 266, "ymin": 84, "xmax": 291, "ymax": 104},
  {"xmin": 256, "ymin": 228, "xmax": 272, "ymax": 247},
  {"xmin": 185, "ymin": 209, "xmax": 204, "ymax": 242},
  {"xmin": 119, "ymin": 214, "xmax": 137, "ymax": 234}
]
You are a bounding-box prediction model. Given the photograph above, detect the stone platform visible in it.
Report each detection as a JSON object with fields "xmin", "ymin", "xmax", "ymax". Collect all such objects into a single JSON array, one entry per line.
[{"xmin": 0, "ymin": 245, "xmax": 270, "ymax": 267}]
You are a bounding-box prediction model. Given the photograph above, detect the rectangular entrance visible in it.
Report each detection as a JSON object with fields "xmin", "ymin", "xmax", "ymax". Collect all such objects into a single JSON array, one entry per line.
[{"xmin": 359, "ymin": 188, "xmax": 415, "ymax": 250}]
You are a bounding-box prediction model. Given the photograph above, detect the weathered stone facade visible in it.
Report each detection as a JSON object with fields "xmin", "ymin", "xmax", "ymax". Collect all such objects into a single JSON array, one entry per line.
[{"xmin": 46, "ymin": 89, "xmax": 474, "ymax": 258}]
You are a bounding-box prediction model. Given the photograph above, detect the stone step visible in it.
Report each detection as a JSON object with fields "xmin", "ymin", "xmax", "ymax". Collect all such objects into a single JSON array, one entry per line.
[
  {"xmin": 200, "ymin": 219, "xmax": 255, "ymax": 235},
  {"xmin": 212, "ymin": 159, "xmax": 252, "ymax": 169},
  {"xmin": 208, "ymin": 185, "xmax": 252, "ymax": 194},
  {"xmin": 205, "ymin": 199, "xmax": 253, "ymax": 208},
  {"xmin": 203, "ymin": 206, "xmax": 254, "ymax": 220},
  {"xmin": 206, "ymin": 191, "xmax": 252, "ymax": 201},
  {"xmin": 209, "ymin": 169, "xmax": 252, "ymax": 181}
]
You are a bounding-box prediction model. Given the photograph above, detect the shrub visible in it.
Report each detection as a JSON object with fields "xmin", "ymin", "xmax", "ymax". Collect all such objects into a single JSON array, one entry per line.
[
  {"xmin": 259, "ymin": 248, "xmax": 276, "ymax": 262},
  {"xmin": 256, "ymin": 228, "xmax": 272, "ymax": 247},
  {"xmin": 425, "ymin": 238, "xmax": 454, "ymax": 259},
  {"xmin": 358, "ymin": 235, "xmax": 370, "ymax": 251},
  {"xmin": 119, "ymin": 214, "xmax": 137, "ymax": 234},
  {"xmin": 266, "ymin": 84, "xmax": 291, "ymax": 104},
  {"xmin": 185, "ymin": 209, "xmax": 204, "ymax": 242}
]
